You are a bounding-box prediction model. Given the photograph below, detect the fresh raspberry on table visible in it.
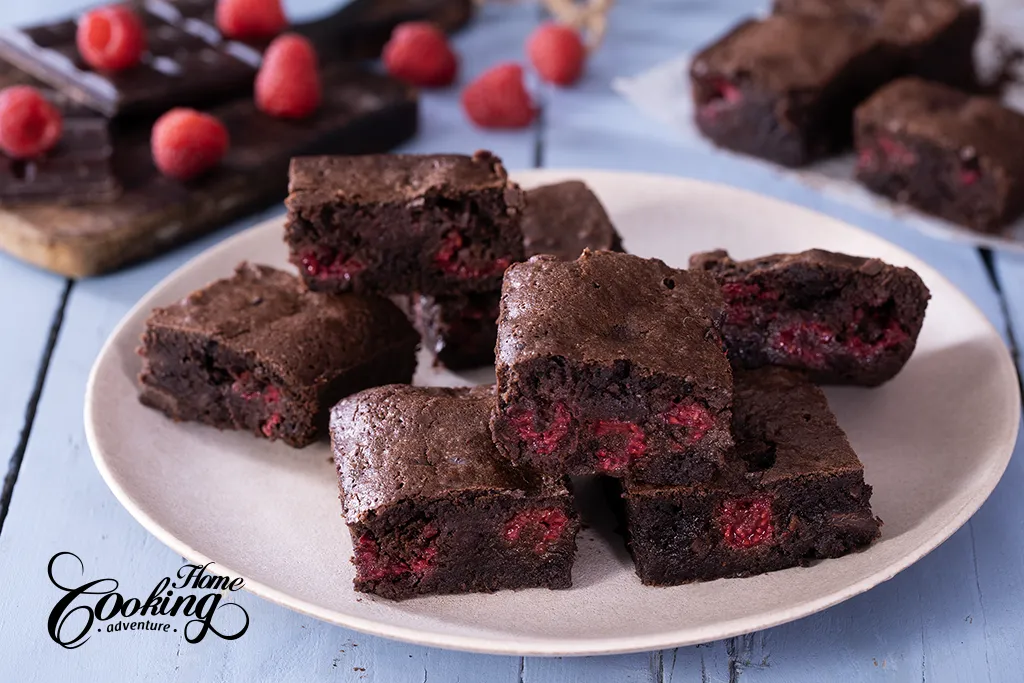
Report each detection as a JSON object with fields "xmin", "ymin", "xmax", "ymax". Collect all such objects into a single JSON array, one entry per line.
[
  {"xmin": 461, "ymin": 63, "xmax": 536, "ymax": 129},
  {"xmin": 255, "ymin": 34, "xmax": 322, "ymax": 119},
  {"xmin": 76, "ymin": 5, "xmax": 147, "ymax": 72},
  {"xmin": 151, "ymin": 108, "xmax": 229, "ymax": 181},
  {"xmin": 527, "ymin": 23, "xmax": 586, "ymax": 86},
  {"xmin": 0, "ymin": 86, "xmax": 63, "ymax": 159},
  {"xmin": 215, "ymin": 0, "xmax": 287, "ymax": 40},
  {"xmin": 382, "ymin": 22, "xmax": 459, "ymax": 87}
]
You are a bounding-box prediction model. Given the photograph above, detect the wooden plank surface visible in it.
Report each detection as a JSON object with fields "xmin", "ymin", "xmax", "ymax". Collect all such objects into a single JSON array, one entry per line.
[
  {"xmin": 0, "ymin": 0, "xmax": 1022, "ymax": 681},
  {"xmin": 0, "ymin": 256, "xmax": 66, "ymax": 529}
]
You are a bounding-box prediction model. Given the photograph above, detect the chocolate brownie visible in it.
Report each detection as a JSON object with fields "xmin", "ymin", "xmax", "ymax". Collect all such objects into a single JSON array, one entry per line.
[
  {"xmin": 410, "ymin": 181, "xmax": 625, "ymax": 370},
  {"xmin": 284, "ymin": 150, "xmax": 525, "ymax": 295},
  {"xmin": 690, "ymin": 249, "xmax": 930, "ymax": 386},
  {"xmin": 854, "ymin": 78, "xmax": 1024, "ymax": 234},
  {"xmin": 616, "ymin": 367, "xmax": 881, "ymax": 586},
  {"xmin": 331, "ymin": 385, "xmax": 580, "ymax": 600},
  {"xmin": 138, "ymin": 263, "xmax": 419, "ymax": 448},
  {"xmin": 690, "ymin": 15, "xmax": 898, "ymax": 166},
  {"xmin": 491, "ymin": 250, "xmax": 733, "ymax": 485},
  {"xmin": 772, "ymin": 0, "xmax": 981, "ymax": 90}
]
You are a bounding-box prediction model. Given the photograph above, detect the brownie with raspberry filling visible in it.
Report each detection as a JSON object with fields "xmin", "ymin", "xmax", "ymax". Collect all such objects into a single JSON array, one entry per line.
[
  {"xmin": 854, "ymin": 78, "xmax": 1024, "ymax": 234},
  {"xmin": 615, "ymin": 367, "xmax": 881, "ymax": 586},
  {"xmin": 331, "ymin": 384, "xmax": 579, "ymax": 600},
  {"xmin": 690, "ymin": 15, "xmax": 898, "ymax": 166},
  {"xmin": 284, "ymin": 150, "xmax": 525, "ymax": 295},
  {"xmin": 491, "ymin": 250, "xmax": 733, "ymax": 485},
  {"xmin": 690, "ymin": 249, "xmax": 929, "ymax": 386},
  {"xmin": 137, "ymin": 263, "xmax": 418, "ymax": 448},
  {"xmin": 772, "ymin": 0, "xmax": 981, "ymax": 90},
  {"xmin": 410, "ymin": 180, "xmax": 625, "ymax": 370}
]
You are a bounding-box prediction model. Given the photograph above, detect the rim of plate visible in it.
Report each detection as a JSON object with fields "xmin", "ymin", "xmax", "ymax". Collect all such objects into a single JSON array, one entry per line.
[{"xmin": 85, "ymin": 169, "xmax": 1021, "ymax": 656}]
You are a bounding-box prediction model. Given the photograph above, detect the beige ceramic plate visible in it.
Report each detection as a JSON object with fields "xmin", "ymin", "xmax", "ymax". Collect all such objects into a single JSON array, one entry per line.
[{"xmin": 85, "ymin": 170, "xmax": 1019, "ymax": 656}]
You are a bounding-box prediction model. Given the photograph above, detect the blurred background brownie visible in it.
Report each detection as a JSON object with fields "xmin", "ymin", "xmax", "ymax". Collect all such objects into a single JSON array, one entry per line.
[
  {"xmin": 138, "ymin": 263, "xmax": 419, "ymax": 448},
  {"xmin": 854, "ymin": 78, "xmax": 1024, "ymax": 234},
  {"xmin": 285, "ymin": 151, "xmax": 525, "ymax": 296},
  {"xmin": 616, "ymin": 367, "xmax": 881, "ymax": 586},
  {"xmin": 772, "ymin": 0, "xmax": 980, "ymax": 90},
  {"xmin": 409, "ymin": 180, "xmax": 625, "ymax": 370},
  {"xmin": 491, "ymin": 250, "xmax": 733, "ymax": 485},
  {"xmin": 691, "ymin": 248, "xmax": 930, "ymax": 386},
  {"xmin": 690, "ymin": 15, "xmax": 897, "ymax": 166},
  {"xmin": 331, "ymin": 385, "xmax": 579, "ymax": 600}
]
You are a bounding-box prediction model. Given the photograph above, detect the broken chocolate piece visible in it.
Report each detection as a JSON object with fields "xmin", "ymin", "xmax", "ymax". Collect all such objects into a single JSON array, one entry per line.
[{"xmin": 0, "ymin": 63, "xmax": 418, "ymax": 277}]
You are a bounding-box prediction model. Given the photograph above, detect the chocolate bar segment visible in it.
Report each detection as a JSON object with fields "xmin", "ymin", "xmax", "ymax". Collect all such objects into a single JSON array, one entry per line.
[
  {"xmin": 0, "ymin": 0, "xmax": 473, "ymax": 118},
  {"xmin": 0, "ymin": 64, "xmax": 418, "ymax": 276},
  {"xmin": 0, "ymin": 0, "xmax": 260, "ymax": 117},
  {"xmin": 0, "ymin": 90, "xmax": 119, "ymax": 204}
]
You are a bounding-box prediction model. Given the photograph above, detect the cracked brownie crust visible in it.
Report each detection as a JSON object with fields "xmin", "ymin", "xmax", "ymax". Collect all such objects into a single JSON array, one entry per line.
[
  {"xmin": 618, "ymin": 367, "xmax": 881, "ymax": 586},
  {"xmin": 332, "ymin": 385, "xmax": 579, "ymax": 600},
  {"xmin": 691, "ymin": 248, "xmax": 930, "ymax": 386},
  {"xmin": 491, "ymin": 250, "xmax": 733, "ymax": 484},
  {"xmin": 138, "ymin": 263, "xmax": 419, "ymax": 448},
  {"xmin": 284, "ymin": 150, "xmax": 526, "ymax": 295}
]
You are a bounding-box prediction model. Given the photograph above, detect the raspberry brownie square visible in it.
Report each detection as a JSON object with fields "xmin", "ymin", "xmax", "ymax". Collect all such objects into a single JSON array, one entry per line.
[
  {"xmin": 408, "ymin": 180, "xmax": 625, "ymax": 370},
  {"xmin": 772, "ymin": 0, "xmax": 980, "ymax": 90},
  {"xmin": 690, "ymin": 15, "xmax": 897, "ymax": 166},
  {"xmin": 690, "ymin": 249, "xmax": 930, "ymax": 386},
  {"xmin": 616, "ymin": 367, "xmax": 881, "ymax": 586},
  {"xmin": 284, "ymin": 150, "xmax": 525, "ymax": 295},
  {"xmin": 491, "ymin": 250, "xmax": 733, "ymax": 485},
  {"xmin": 854, "ymin": 78, "xmax": 1024, "ymax": 234},
  {"xmin": 331, "ymin": 385, "xmax": 580, "ymax": 600},
  {"xmin": 138, "ymin": 263, "xmax": 419, "ymax": 448}
]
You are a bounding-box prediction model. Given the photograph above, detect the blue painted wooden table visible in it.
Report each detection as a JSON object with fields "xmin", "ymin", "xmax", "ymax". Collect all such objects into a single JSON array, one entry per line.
[{"xmin": 1, "ymin": 1, "xmax": 1023, "ymax": 681}]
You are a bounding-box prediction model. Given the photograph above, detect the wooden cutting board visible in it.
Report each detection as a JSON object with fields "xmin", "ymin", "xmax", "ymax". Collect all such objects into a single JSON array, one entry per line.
[{"xmin": 0, "ymin": 0, "xmax": 473, "ymax": 277}]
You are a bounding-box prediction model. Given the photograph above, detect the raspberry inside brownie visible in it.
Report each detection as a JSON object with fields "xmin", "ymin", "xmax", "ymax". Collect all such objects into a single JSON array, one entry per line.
[
  {"xmin": 284, "ymin": 151, "xmax": 525, "ymax": 296},
  {"xmin": 616, "ymin": 367, "xmax": 882, "ymax": 586},
  {"xmin": 137, "ymin": 263, "xmax": 419, "ymax": 448},
  {"xmin": 408, "ymin": 180, "xmax": 626, "ymax": 371},
  {"xmin": 491, "ymin": 250, "xmax": 733, "ymax": 485},
  {"xmin": 331, "ymin": 385, "xmax": 579, "ymax": 600},
  {"xmin": 691, "ymin": 249, "xmax": 930, "ymax": 386}
]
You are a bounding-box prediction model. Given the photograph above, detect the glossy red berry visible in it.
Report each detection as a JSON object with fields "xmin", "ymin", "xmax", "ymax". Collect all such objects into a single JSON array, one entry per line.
[
  {"xmin": 527, "ymin": 23, "xmax": 586, "ymax": 86},
  {"xmin": 0, "ymin": 86, "xmax": 63, "ymax": 159},
  {"xmin": 76, "ymin": 5, "xmax": 147, "ymax": 72},
  {"xmin": 383, "ymin": 22, "xmax": 458, "ymax": 87},
  {"xmin": 255, "ymin": 34, "xmax": 322, "ymax": 119},
  {"xmin": 461, "ymin": 63, "xmax": 536, "ymax": 129},
  {"xmin": 151, "ymin": 108, "xmax": 229, "ymax": 181},
  {"xmin": 215, "ymin": 0, "xmax": 287, "ymax": 40}
]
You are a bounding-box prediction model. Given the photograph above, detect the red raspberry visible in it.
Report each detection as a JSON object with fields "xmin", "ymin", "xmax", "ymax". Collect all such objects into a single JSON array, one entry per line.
[
  {"xmin": 462, "ymin": 63, "xmax": 536, "ymax": 129},
  {"xmin": 527, "ymin": 23, "xmax": 586, "ymax": 86},
  {"xmin": 720, "ymin": 496, "xmax": 774, "ymax": 549},
  {"xmin": 76, "ymin": 5, "xmax": 147, "ymax": 72},
  {"xmin": 151, "ymin": 108, "xmax": 229, "ymax": 181},
  {"xmin": 383, "ymin": 22, "xmax": 458, "ymax": 87},
  {"xmin": 0, "ymin": 86, "xmax": 63, "ymax": 159},
  {"xmin": 255, "ymin": 34, "xmax": 321, "ymax": 119},
  {"xmin": 215, "ymin": 0, "xmax": 287, "ymax": 40}
]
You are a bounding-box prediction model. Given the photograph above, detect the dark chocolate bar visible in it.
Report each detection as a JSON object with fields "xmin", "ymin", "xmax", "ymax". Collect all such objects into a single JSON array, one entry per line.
[
  {"xmin": 0, "ymin": 63, "xmax": 417, "ymax": 276},
  {"xmin": 0, "ymin": 86, "xmax": 119, "ymax": 205},
  {"xmin": 0, "ymin": 0, "xmax": 472, "ymax": 118}
]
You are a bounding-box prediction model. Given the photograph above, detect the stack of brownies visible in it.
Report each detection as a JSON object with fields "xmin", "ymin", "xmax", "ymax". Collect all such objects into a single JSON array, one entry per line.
[
  {"xmin": 690, "ymin": 0, "xmax": 1024, "ymax": 235},
  {"xmin": 137, "ymin": 150, "xmax": 932, "ymax": 600}
]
